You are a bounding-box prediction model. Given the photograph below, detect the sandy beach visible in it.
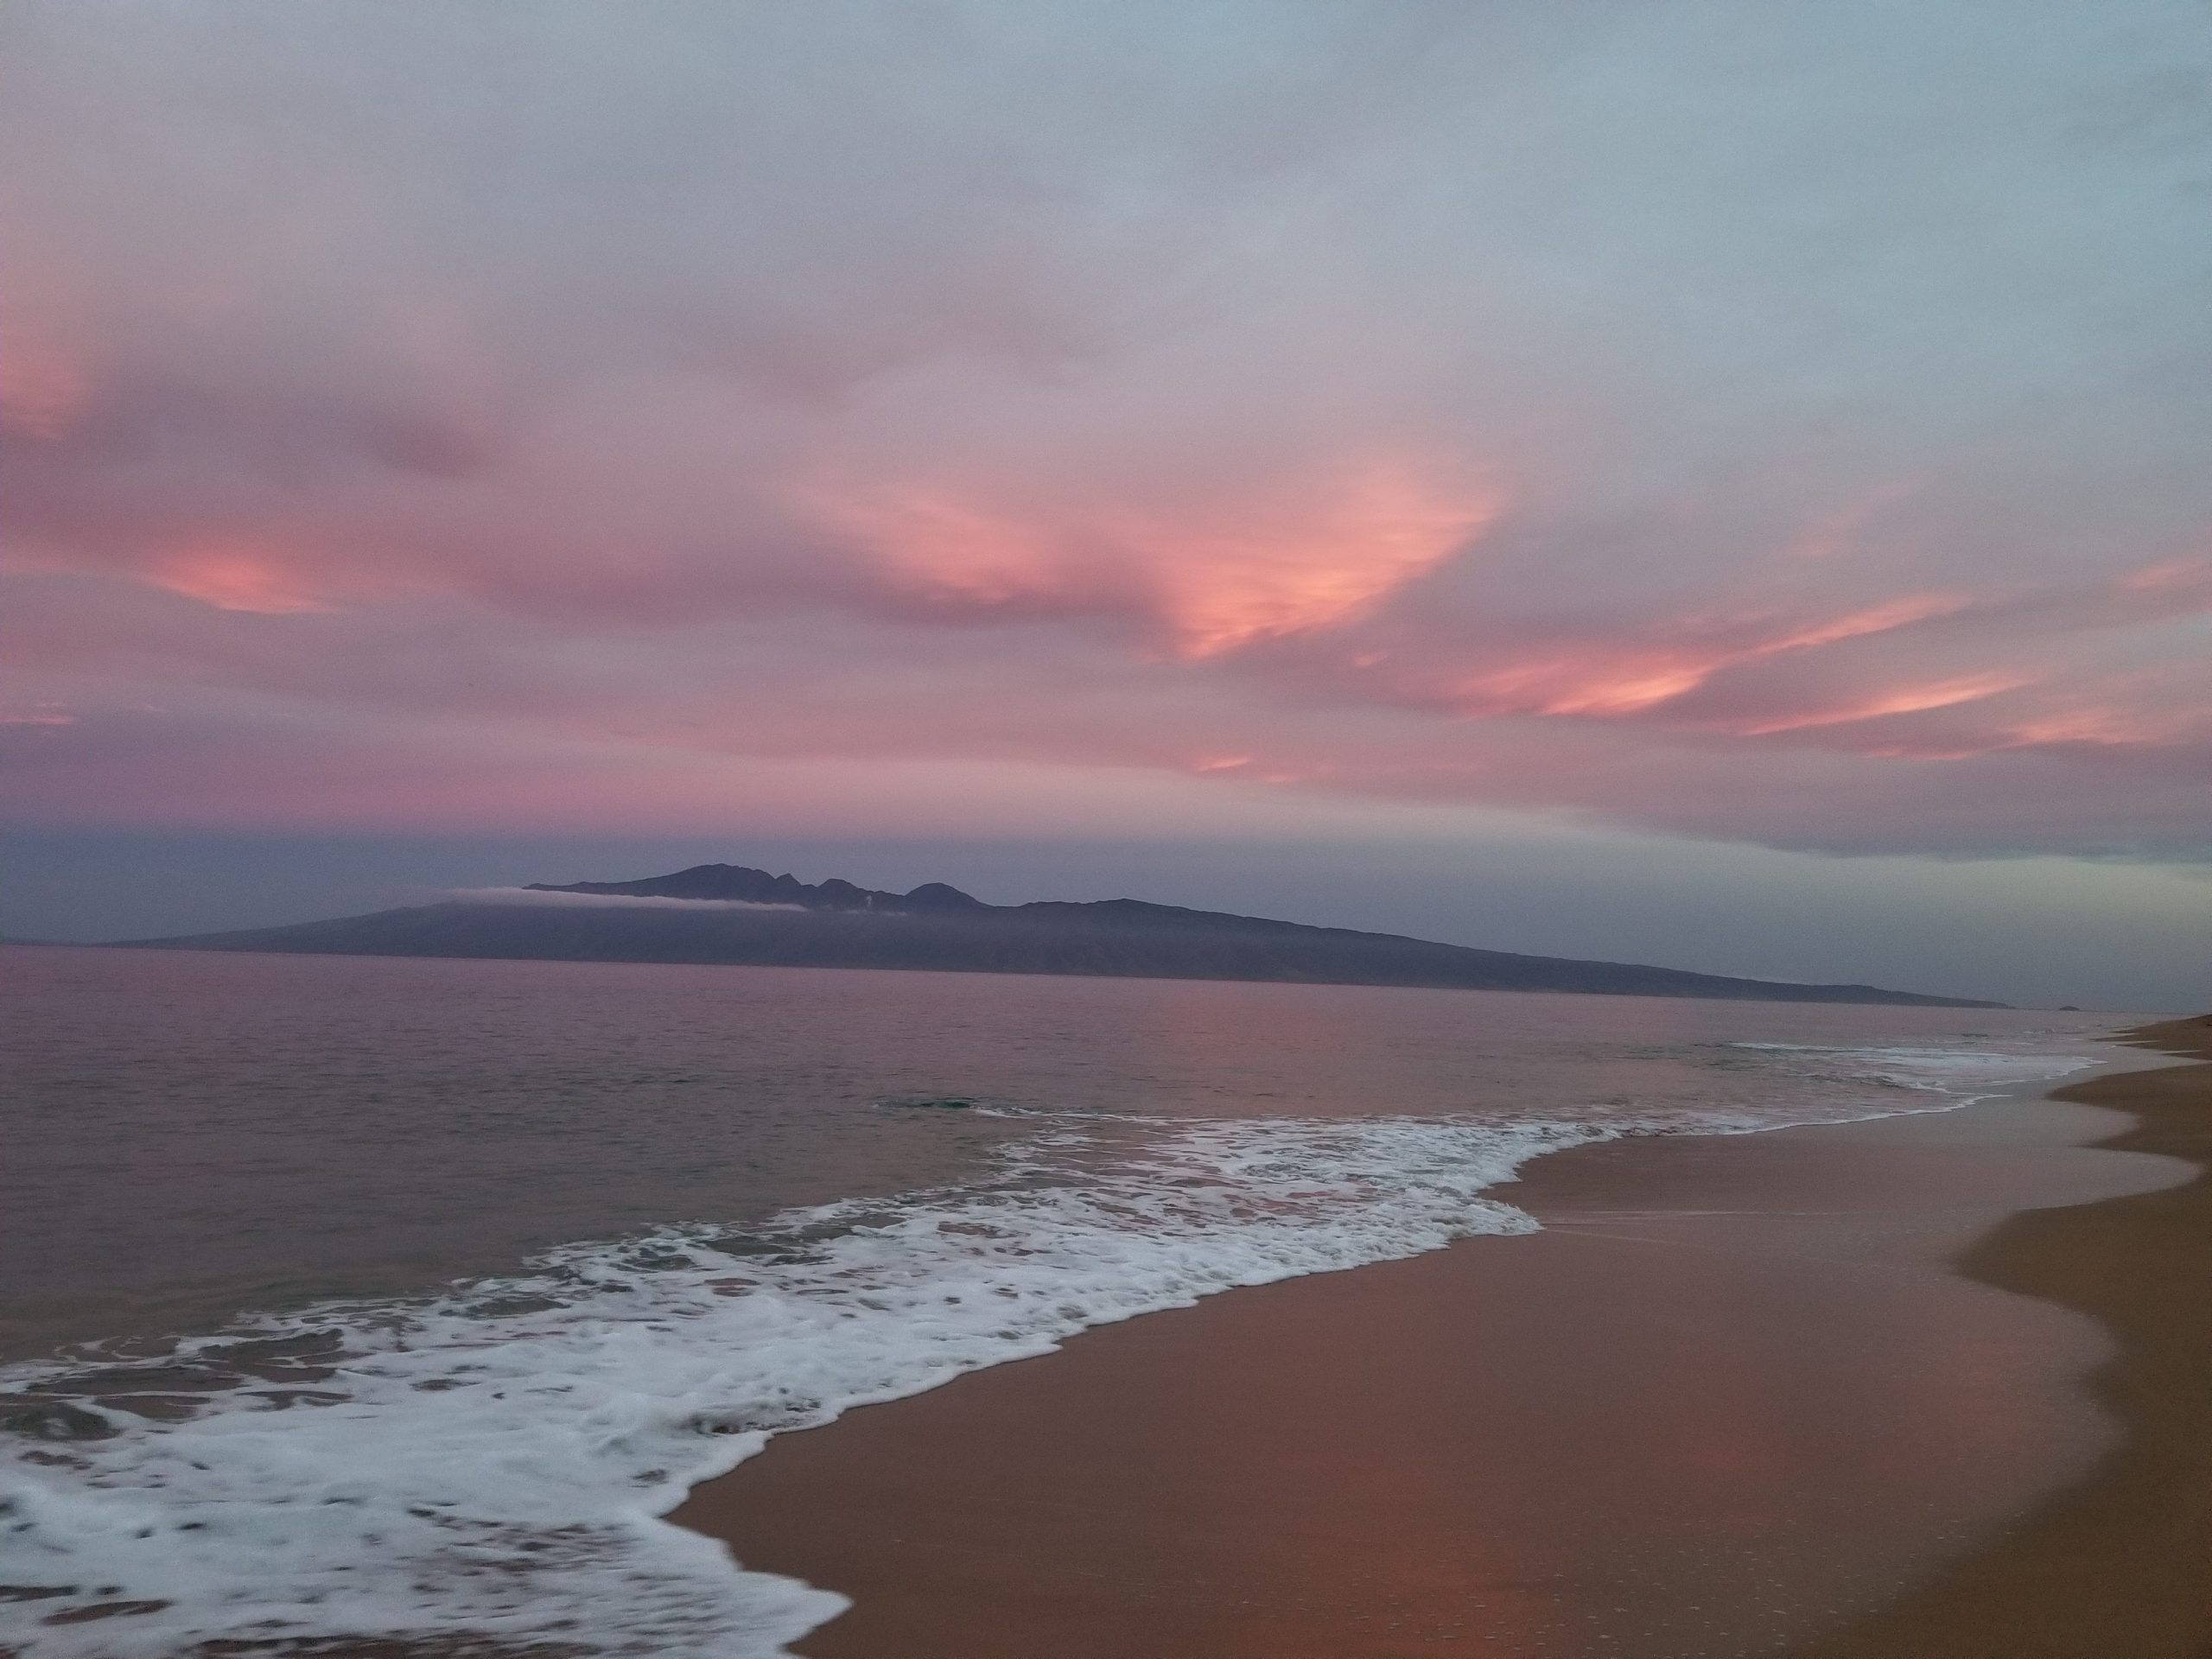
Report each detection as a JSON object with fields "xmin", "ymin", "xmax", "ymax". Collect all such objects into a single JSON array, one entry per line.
[
  {"xmin": 1800, "ymin": 1013, "xmax": 2212, "ymax": 1658},
  {"xmin": 673, "ymin": 1018, "xmax": 2211, "ymax": 1657}
]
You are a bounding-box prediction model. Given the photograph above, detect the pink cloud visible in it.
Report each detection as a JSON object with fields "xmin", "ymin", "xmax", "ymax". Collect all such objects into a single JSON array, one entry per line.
[
  {"xmin": 4, "ymin": 0, "xmax": 2211, "ymax": 870},
  {"xmin": 1729, "ymin": 673, "xmax": 2032, "ymax": 737},
  {"xmin": 2119, "ymin": 557, "xmax": 2212, "ymax": 599},
  {"xmin": 1753, "ymin": 594, "xmax": 1971, "ymax": 654},
  {"xmin": 1429, "ymin": 593, "xmax": 1974, "ymax": 722},
  {"xmin": 2001, "ymin": 709, "xmax": 2162, "ymax": 748},
  {"xmin": 1451, "ymin": 654, "xmax": 1716, "ymax": 718},
  {"xmin": 144, "ymin": 540, "xmax": 340, "ymax": 615},
  {"xmin": 811, "ymin": 456, "xmax": 1500, "ymax": 657}
]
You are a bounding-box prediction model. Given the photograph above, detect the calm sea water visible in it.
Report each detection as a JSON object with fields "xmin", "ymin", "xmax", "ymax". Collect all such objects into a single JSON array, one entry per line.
[{"xmin": 0, "ymin": 944, "xmax": 2124, "ymax": 1656}]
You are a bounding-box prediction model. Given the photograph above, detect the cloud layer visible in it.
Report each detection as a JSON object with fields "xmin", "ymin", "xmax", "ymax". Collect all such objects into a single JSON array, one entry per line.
[
  {"xmin": 5, "ymin": 0, "xmax": 2210, "ymax": 860},
  {"xmin": 446, "ymin": 888, "xmax": 809, "ymax": 912}
]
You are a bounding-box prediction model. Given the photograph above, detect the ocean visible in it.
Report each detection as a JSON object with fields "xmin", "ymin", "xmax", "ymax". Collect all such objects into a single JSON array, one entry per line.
[{"xmin": 0, "ymin": 944, "xmax": 2121, "ymax": 1656}]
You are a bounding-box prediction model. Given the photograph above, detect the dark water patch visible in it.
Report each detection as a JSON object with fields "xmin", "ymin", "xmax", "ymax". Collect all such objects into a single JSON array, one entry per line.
[
  {"xmin": 458, "ymin": 1294, "xmax": 564, "ymax": 1319},
  {"xmin": 246, "ymin": 1389, "xmax": 352, "ymax": 1409},
  {"xmin": 0, "ymin": 1398, "xmax": 118, "ymax": 1440},
  {"xmin": 206, "ymin": 1330, "xmax": 346, "ymax": 1380},
  {"xmin": 609, "ymin": 1245, "xmax": 698, "ymax": 1273},
  {"xmin": 41, "ymin": 1597, "xmax": 171, "ymax": 1624},
  {"xmin": 41, "ymin": 1363, "xmax": 245, "ymax": 1396}
]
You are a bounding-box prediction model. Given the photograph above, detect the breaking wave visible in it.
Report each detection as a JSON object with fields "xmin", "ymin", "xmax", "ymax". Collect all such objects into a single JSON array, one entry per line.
[{"xmin": 0, "ymin": 1039, "xmax": 2094, "ymax": 1656}]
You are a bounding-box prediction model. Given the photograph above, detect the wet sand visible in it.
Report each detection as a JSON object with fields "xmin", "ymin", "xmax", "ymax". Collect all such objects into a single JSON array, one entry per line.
[
  {"xmin": 674, "ymin": 1020, "xmax": 2205, "ymax": 1657},
  {"xmin": 1800, "ymin": 1013, "xmax": 2212, "ymax": 1659}
]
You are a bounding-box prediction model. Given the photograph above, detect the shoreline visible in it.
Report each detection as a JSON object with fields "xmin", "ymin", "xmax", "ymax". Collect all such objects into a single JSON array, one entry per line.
[
  {"xmin": 1797, "ymin": 1012, "xmax": 2212, "ymax": 1657},
  {"xmin": 673, "ymin": 1023, "xmax": 2202, "ymax": 1656}
]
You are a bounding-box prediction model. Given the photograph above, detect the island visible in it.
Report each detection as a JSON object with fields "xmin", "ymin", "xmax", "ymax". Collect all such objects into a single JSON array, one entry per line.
[{"xmin": 123, "ymin": 861, "xmax": 2002, "ymax": 1007}]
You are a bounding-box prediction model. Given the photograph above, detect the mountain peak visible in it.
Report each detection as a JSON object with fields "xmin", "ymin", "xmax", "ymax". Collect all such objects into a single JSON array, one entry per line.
[{"xmin": 902, "ymin": 881, "xmax": 984, "ymax": 910}]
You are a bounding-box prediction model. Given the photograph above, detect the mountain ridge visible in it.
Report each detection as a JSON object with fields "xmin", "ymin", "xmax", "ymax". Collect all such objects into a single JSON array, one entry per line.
[
  {"xmin": 526, "ymin": 864, "xmax": 989, "ymax": 912},
  {"xmin": 122, "ymin": 861, "xmax": 2004, "ymax": 1008}
]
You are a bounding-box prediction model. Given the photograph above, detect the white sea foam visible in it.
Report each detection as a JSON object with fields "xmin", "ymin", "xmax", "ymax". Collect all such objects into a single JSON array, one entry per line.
[
  {"xmin": 0, "ymin": 1112, "xmax": 1596, "ymax": 1656},
  {"xmin": 0, "ymin": 1039, "xmax": 2096, "ymax": 1656},
  {"xmin": 1726, "ymin": 1041, "xmax": 2100, "ymax": 1109}
]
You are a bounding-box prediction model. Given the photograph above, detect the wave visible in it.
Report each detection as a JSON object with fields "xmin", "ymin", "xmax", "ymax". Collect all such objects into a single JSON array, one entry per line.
[
  {"xmin": 0, "ymin": 1112, "xmax": 1598, "ymax": 1656},
  {"xmin": 1725, "ymin": 1041, "xmax": 2098, "ymax": 1105},
  {"xmin": 0, "ymin": 1041, "xmax": 2094, "ymax": 1656}
]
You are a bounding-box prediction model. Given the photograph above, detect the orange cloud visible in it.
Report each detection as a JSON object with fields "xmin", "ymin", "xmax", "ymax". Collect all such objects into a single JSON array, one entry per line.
[
  {"xmin": 1148, "ymin": 462, "xmax": 1498, "ymax": 657},
  {"xmin": 1444, "ymin": 594, "xmax": 1969, "ymax": 722},
  {"xmin": 1452, "ymin": 655, "xmax": 1715, "ymax": 718},
  {"xmin": 817, "ymin": 457, "xmax": 1499, "ymax": 657},
  {"xmin": 2003, "ymin": 709, "xmax": 2160, "ymax": 747},
  {"xmin": 1751, "ymin": 592, "xmax": 1968, "ymax": 655},
  {"xmin": 1733, "ymin": 672, "xmax": 2029, "ymax": 735}
]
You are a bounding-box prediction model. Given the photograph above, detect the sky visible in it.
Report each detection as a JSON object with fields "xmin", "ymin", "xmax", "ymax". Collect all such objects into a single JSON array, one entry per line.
[{"xmin": 3, "ymin": 0, "xmax": 2209, "ymax": 1009}]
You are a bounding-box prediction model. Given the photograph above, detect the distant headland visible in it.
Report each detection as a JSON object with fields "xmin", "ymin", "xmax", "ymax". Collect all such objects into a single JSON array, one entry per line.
[{"xmin": 118, "ymin": 861, "xmax": 2003, "ymax": 1008}]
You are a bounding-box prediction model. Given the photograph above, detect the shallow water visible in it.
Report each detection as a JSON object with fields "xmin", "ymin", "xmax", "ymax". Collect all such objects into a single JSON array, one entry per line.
[{"xmin": 0, "ymin": 944, "xmax": 2124, "ymax": 1656}]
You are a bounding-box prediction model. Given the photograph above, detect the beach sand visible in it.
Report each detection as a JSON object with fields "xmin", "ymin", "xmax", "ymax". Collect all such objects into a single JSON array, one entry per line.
[
  {"xmin": 1799, "ymin": 1013, "xmax": 2212, "ymax": 1659},
  {"xmin": 671, "ymin": 1019, "xmax": 2210, "ymax": 1657}
]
